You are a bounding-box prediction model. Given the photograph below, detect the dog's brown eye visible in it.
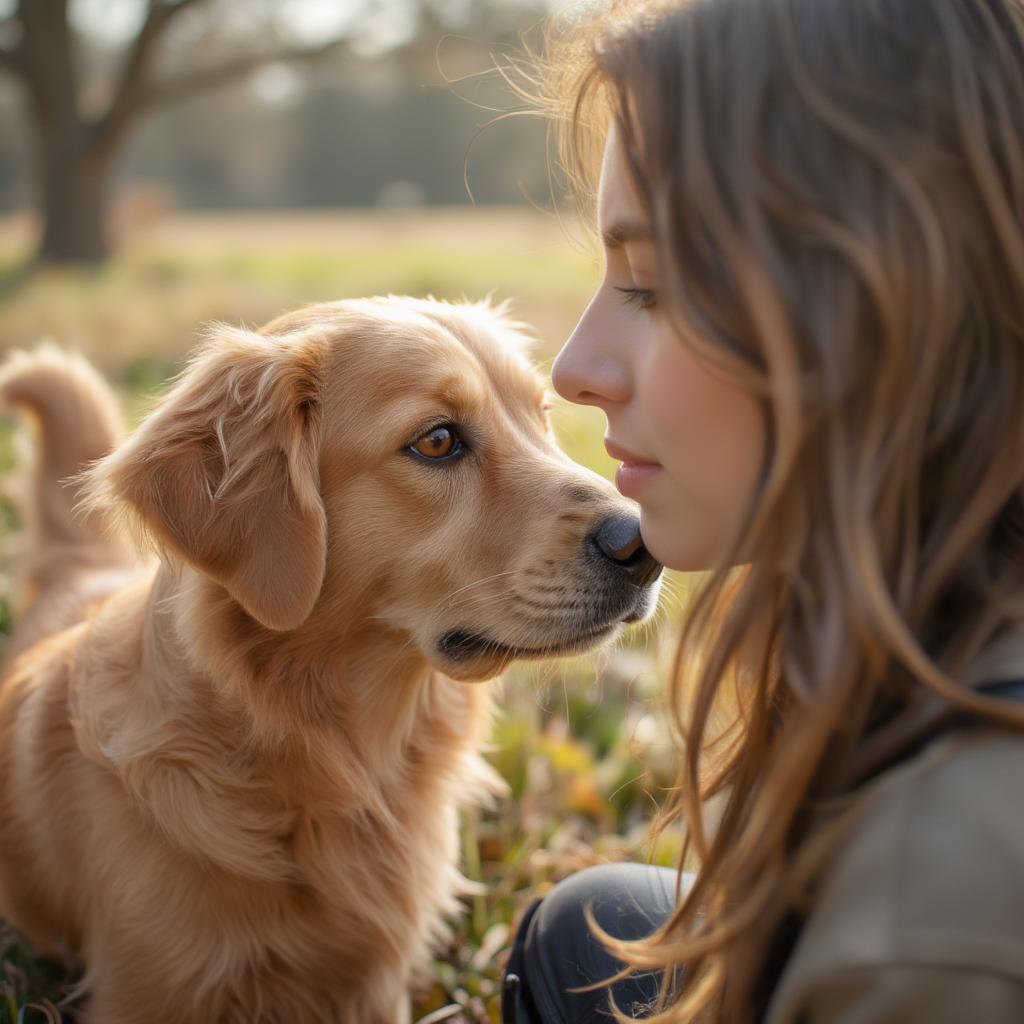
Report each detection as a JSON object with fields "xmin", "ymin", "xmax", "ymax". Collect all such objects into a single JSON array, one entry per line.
[{"xmin": 411, "ymin": 426, "xmax": 460, "ymax": 460}]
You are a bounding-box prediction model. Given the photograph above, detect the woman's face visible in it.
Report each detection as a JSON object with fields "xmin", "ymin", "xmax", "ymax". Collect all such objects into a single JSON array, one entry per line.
[{"xmin": 552, "ymin": 126, "xmax": 766, "ymax": 572}]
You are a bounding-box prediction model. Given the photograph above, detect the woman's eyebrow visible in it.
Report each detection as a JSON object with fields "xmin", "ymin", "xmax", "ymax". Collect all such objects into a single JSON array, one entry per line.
[{"xmin": 602, "ymin": 220, "xmax": 652, "ymax": 249}]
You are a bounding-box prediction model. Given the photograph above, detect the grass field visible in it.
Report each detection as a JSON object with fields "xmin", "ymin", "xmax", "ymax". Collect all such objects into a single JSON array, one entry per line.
[{"xmin": 0, "ymin": 208, "xmax": 682, "ymax": 1024}]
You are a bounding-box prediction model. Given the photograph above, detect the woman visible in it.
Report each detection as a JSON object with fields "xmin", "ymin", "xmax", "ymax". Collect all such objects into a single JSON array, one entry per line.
[{"xmin": 503, "ymin": 0, "xmax": 1024, "ymax": 1020}]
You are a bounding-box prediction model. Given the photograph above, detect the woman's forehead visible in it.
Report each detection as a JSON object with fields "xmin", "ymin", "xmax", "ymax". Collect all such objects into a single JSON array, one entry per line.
[{"xmin": 597, "ymin": 125, "xmax": 652, "ymax": 250}]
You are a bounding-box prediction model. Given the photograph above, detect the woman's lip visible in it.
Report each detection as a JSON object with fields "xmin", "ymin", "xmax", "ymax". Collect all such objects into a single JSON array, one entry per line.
[
  {"xmin": 604, "ymin": 438, "xmax": 659, "ymax": 465},
  {"xmin": 615, "ymin": 461, "xmax": 662, "ymax": 498},
  {"xmin": 606, "ymin": 439, "xmax": 662, "ymax": 497}
]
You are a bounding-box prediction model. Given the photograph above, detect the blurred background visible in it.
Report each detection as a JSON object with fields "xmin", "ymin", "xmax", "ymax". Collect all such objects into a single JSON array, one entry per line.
[{"xmin": 0, "ymin": 2, "xmax": 680, "ymax": 1021}]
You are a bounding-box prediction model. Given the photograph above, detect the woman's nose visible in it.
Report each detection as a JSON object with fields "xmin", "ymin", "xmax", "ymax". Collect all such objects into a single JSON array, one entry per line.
[{"xmin": 551, "ymin": 299, "xmax": 630, "ymax": 409}]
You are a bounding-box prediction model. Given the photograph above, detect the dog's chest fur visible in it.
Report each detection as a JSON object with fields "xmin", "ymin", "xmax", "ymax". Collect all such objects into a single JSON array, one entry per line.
[{"xmin": 62, "ymin": 604, "xmax": 500, "ymax": 1016}]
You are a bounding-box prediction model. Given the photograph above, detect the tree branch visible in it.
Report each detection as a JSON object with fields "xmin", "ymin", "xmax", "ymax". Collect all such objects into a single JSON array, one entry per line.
[
  {"xmin": 96, "ymin": 0, "xmax": 208, "ymax": 145},
  {"xmin": 135, "ymin": 37, "xmax": 348, "ymax": 112}
]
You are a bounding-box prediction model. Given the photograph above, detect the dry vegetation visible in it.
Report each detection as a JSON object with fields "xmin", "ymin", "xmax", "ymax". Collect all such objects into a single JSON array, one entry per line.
[{"xmin": 0, "ymin": 207, "xmax": 683, "ymax": 1024}]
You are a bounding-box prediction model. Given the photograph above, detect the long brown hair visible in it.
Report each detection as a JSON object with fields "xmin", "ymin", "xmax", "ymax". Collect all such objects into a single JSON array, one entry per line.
[{"xmin": 535, "ymin": 0, "xmax": 1024, "ymax": 1018}]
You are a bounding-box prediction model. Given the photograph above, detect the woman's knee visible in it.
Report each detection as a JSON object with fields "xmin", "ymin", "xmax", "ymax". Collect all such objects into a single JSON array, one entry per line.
[
  {"xmin": 529, "ymin": 862, "xmax": 678, "ymax": 953},
  {"xmin": 503, "ymin": 863, "xmax": 684, "ymax": 1023}
]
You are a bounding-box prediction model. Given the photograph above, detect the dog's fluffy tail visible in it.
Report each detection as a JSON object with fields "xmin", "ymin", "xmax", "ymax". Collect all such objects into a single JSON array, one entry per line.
[{"xmin": 0, "ymin": 344, "xmax": 127, "ymax": 569}]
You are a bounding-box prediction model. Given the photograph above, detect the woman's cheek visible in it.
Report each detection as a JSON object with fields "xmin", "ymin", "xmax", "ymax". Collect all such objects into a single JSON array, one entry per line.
[
  {"xmin": 637, "ymin": 327, "xmax": 709, "ymax": 464},
  {"xmin": 638, "ymin": 328, "xmax": 766, "ymax": 565}
]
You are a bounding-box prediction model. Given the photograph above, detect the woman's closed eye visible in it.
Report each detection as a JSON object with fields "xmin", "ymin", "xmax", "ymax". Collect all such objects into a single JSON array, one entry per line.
[{"xmin": 615, "ymin": 285, "xmax": 659, "ymax": 311}]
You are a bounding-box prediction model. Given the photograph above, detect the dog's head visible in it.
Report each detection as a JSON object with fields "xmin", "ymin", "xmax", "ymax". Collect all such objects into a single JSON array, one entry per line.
[{"xmin": 88, "ymin": 297, "xmax": 661, "ymax": 681}]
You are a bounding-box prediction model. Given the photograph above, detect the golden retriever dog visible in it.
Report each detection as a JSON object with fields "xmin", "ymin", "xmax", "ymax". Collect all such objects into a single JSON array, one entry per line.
[{"xmin": 0, "ymin": 297, "xmax": 661, "ymax": 1024}]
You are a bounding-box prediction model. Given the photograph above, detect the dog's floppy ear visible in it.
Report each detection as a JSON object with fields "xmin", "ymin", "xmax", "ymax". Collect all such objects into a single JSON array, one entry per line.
[{"xmin": 87, "ymin": 324, "xmax": 326, "ymax": 631}]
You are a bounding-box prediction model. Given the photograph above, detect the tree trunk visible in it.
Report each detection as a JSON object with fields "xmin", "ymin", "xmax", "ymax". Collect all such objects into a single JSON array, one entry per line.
[
  {"xmin": 15, "ymin": 0, "xmax": 112, "ymax": 266},
  {"xmin": 6, "ymin": 0, "xmax": 349, "ymax": 266},
  {"xmin": 32, "ymin": 120, "xmax": 112, "ymax": 266}
]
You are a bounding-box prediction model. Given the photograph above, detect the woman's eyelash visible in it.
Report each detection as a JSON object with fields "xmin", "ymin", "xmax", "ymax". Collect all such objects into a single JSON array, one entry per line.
[{"xmin": 615, "ymin": 286, "xmax": 658, "ymax": 310}]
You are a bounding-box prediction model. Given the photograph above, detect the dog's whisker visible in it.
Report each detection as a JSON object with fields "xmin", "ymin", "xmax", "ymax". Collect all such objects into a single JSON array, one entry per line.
[{"xmin": 435, "ymin": 569, "xmax": 522, "ymax": 610}]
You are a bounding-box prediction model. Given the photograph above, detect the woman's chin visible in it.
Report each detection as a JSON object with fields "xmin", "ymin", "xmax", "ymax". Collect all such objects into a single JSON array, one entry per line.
[{"xmin": 638, "ymin": 513, "xmax": 716, "ymax": 574}]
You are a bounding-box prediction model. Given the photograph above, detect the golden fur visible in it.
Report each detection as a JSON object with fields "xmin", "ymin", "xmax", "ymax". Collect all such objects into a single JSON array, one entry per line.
[{"xmin": 0, "ymin": 298, "xmax": 659, "ymax": 1023}]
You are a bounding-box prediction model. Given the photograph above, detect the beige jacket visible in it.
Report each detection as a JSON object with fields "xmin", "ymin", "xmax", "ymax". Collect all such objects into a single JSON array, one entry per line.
[{"xmin": 765, "ymin": 727, "xmax": 1024, "ymax": 1023}]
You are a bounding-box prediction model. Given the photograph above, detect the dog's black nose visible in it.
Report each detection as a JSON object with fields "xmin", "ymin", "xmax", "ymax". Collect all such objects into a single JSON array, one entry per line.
[{"xmin": 589, "ymin": 515, "xmax": 662, "ymax": 587}]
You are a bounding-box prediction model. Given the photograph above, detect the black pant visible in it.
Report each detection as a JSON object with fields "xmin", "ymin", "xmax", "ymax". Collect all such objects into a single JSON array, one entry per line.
[{"xmin": 501, "ymin": 863, "xmax": 681, "ymax": 1023}]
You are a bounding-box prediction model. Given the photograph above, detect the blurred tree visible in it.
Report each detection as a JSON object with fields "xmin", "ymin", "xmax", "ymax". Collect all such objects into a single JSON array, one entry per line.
[{"xmin": 0, "ymin": 0, "xmax": 353, "ymax": 265}]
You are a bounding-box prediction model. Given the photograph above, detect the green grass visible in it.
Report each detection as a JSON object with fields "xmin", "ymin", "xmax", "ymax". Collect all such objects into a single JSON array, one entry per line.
[
  {"xmin": 0, "ymin": 208, "xmax": 600, "ymax": 374},
  {"xmin": 0, "ymin": 924, "xmax": 68, "ymax": 1022},
  {"xmin": 0, "ymin": 208, "xmax": 678, "ymax": 1024}
]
